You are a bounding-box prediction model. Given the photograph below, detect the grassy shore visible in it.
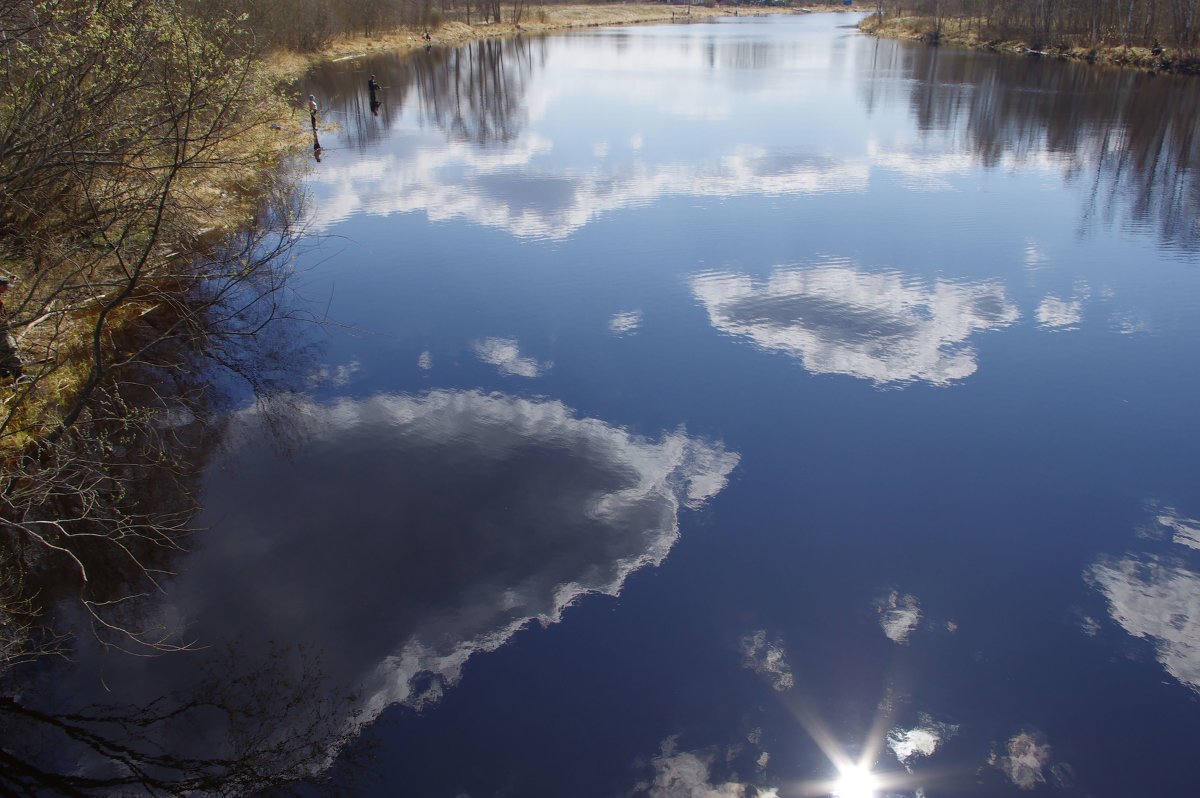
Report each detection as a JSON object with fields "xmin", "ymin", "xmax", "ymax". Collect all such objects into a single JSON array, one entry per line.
[
  {"xmin": 859, "ymin": 13, "xmax": 1200, "ymax": 74},
  {"xmin": 5, "ymin": 3, "xmax": 829, "ymax": 456},
  {"xmin": 266, "ymin": 4, "xmax": 814, "ymax": 80}
]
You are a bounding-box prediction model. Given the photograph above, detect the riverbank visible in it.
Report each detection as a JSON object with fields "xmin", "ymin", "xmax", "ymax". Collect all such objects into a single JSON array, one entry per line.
[
  {"xmin": 267, "ymin": 3, "xmax": 814, "ymax": 81},
  {"xmin": 859, "ymin": 13, "xmax": 1200, "ymax": 75},
  {"xmin": 6, "ymin": 2, "xmax": 864, "ymax": 456}
]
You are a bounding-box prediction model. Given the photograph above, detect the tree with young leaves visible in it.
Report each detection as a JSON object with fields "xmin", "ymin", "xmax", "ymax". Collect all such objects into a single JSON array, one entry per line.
[{"xmin": 0, "ymin": 0, "xmax": 316, "ymax": 658}]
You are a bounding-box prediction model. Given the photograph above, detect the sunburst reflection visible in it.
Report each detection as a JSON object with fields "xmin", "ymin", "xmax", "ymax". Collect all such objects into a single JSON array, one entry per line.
[{"xmin": 831, "ymin": 764, "xmax": 880, "ymax": 798}]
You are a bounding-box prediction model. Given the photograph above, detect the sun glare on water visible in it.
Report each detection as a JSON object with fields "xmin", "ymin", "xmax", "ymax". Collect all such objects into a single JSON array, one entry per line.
[{"xmin": 831, "ymin": 764, "xmax": 880, "ymax": 798}]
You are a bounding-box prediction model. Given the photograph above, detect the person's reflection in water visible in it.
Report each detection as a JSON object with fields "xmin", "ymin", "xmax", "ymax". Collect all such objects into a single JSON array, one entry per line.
[
  {"xmin": 367, "ymin": 73, "xmax": 386, "ymax": 117},
  {"xmin": 312, "ymin": 131, "xmax": 322, "ymax": 162}
]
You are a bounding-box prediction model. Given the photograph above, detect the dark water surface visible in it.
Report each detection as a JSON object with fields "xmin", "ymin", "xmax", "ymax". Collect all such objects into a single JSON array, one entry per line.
[{"xmin": 56, "ymin": 11, "xmax": 1200, "ymax": 797}]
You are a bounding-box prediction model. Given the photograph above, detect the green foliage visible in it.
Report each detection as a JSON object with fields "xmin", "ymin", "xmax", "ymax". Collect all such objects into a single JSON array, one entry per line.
[{"xmin": 1, "ymin": 0, "xmax": 267, "ymax": 285}]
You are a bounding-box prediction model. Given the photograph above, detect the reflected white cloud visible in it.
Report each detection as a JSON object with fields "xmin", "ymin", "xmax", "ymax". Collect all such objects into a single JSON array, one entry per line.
[
  {"xmin": 887, "ymin": 714, "xmax": 957, "ymax": 769},
  {"xmin": 692, "ymin": 261, "xmax": 1018, "ymax": 385},
  {"xmin": 644, "ymin": 750, "xmax": 747, "ymax": 798},
  {"xmin": 877, "ymin": 591, "xmax": 922, "ymax": 644},
  {"xmin": 1089, "ymin": 553, "xmax": 1200, "ymax": 691},
  {"xmin": 1079, "ymin": 614, "xmax": 1101, "ymax": 637},
  {"xmin": 888, "ymin": 727, "xmax": 938, "ymax": 763},
  {"xmin": 322, "ymin": 130, "xmax": 1077, "ymax": 240},
  {"xmin": 472, "ymin": 337, "xmax": 550, "ymax": 377},
  {"xmin": 866, "ymin": 141, "xmax": 1070, "ymax": 193},
  {"xmin": 1112, "ymin": 311, "xmax": 1149, "ymax": 335},
  {"xmin": 993, "ymin": 731, "xmax": 1052, "ymax": 790},
  {"xmin": 307, "ymin": 138, "xmax": 869, "ymax": 239},
  {"xmin": 739, "ymin": 630, "xmax": 794, "ymax": 692},
  {"xmin": 308, "ymin": 359, "xmax": 362, "ymax": 387},
  {"xmin": 633, "ymin": 738, "xmax": 779, "ymax": 798},
  {"xmin": 1152, "ymin": 505, "xmax": 1200, "ymax": 549},
  {"xmin": 1089, "ymin": 503, "xmax": 1200, "ymax": 692},
  {"xmin": 1023, "ymin": 242, "xmax": 1049, "ymax": 268},
  {"xmin": 418, "ymin": 350, "xmax": 433, "ymax": 370},
  {"xmin": 866, "ymin": 140, "xmax": 974, "ymax": 191},
  {"xmin": 76, "ymin": 390, "xmax": 738, "ymax": 764},
  {"xmin": 1035, "ymin": 294, "xmax": 1082, "ymax": 330},
  {"xmin": 610, "ymin": 310, "xmax": 644, "ymax": 335}
]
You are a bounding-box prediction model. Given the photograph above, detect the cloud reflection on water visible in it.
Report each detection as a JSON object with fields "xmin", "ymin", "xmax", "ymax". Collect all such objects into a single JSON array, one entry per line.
[
  {"xmin": 1035, "ymin": 294, "xmax": 1083, "ymax": 330},
  {"xmin": 201, "ymin": 391, "xmax": 735, "ymax": 722},
  {"xmin": 739, "ymin": 630, "xmax": 794, "ymax": 692},
  {"xmin": 472, "ymin": 336, "xmax": 550, "ymax": 377},
  {"xmin": 1151, "ymin": 505, "xmax": 1200, "ymax": 550},
  {"xmin": 691, "ymin": 261, "xmax": 1019, "ymax": 385},
  {"xmin": 877, "ymin": 591, "xmax": 922, "ymax": 643},
  {"xmin": 309, "ymin": 135, "xmax": 1038, "ymax": 242},
  {"xmin": 64, "ymin": 390, "xmax": 737, "ymax": 768},
  {"xmin": 887, "ymin": 714, "xmax": 956, "ymax": 770},
  {"xmin": 1089, "ymin": 554, "xmax": 1200, "ymax": 691},
  {"xmin": 610, "ymin": 310, "xmax": 644, "ymax": 335},
  {"xmin": 633, "ymin": 737, "xmax": 779, "ymax": 798},
  {"xmin": 1089, "ymin": 505, "xmax": 1200, "ymax": 693},
  {"xmin": 308, "ymin": 141, "xmax": 868, "ymax": 239},
  {"xmin": 993, "ymin": 731, "xmax": 1053, "ymax": 790}
]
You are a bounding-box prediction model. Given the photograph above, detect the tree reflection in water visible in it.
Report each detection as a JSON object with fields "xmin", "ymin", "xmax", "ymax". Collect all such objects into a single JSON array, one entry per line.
[
  {"xmin": 0, "ymin": 384, "xmax": 739, "ymax": 793},
  {"xmin": 0, "ymin": 178, "xmax": 336, "ymax": 795},
  {"xmin": 319, "ymin": 30, "xmax": 1199, "ymax": 255},
  {"xmin": 861, "ymin": 40, "xmax": 1200, "ymax": 254},
  {"xmin": 306, "ymin": 35, "xmax": 543, "ymax": 152},
  {"xmin": 0, "ymin": 644, "xmax": 364, "ymax": 796}
]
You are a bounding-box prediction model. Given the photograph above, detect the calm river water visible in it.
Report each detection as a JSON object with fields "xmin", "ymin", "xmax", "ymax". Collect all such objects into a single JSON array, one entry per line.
[{"xmin": 50, "ymin": 11, "xmax": 1200, "ymax": 798}]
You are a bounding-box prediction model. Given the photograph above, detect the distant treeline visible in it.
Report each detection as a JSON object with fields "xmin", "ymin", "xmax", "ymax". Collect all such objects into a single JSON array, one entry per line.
[
  {"xmin": 189, "ymin": 0, "xmax": 483, "ymax": 52},
  {"xmin": 874, "ymin": 1, "xmax": 1200, "ymax": 50},
  {"xmin": 194, "ymin": 0, "xmax": 789, "ymax": 53},
  {"xmin": 189, "ymin": 0, "xmax": 578, "ymax": 52}
]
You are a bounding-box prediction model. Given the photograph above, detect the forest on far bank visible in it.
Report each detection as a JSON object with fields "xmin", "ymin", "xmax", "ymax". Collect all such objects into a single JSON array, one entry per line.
[
  {"xmin": 867, "ymin": 0, "xmax": 1200, "ymax": 52},
  {"xmin": 200, "ymin": 0, "xmax": 793, "ymax": 53}
]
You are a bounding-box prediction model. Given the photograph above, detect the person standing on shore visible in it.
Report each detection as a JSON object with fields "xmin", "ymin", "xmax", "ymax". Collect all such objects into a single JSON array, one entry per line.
[
  {"xmin": 0, "ymin": 276, "xmax": 24, "ymax": 379},
  {"xmin": 308, "ymin": 94, "xmax": 318, "ymax": 131}
]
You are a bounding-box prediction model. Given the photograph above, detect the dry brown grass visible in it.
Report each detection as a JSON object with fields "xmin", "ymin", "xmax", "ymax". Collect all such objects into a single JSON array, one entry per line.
[
  {"xmin": 1, "ymin": 90, "xmax": 306, "ymax": 456},
  {"xmin": 860, "ymin": 13, "xmax": 1200, "ymax": 74},
  {"xmin": 265, "ymin": 3, "xmax": 807, "ymax": 81},
  {"xmin": 175, "ymin": 95, "xmax": 309, "ymax": 234},
  {"xmin": 5, "ymin": 3, "xmax": 833, "ymax": 454}
]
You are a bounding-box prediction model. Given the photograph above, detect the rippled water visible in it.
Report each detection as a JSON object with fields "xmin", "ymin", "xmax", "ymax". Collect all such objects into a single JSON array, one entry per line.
[{"xmin": 46, "ymin": 11, "xmax": 1200, "ymax": 797}]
